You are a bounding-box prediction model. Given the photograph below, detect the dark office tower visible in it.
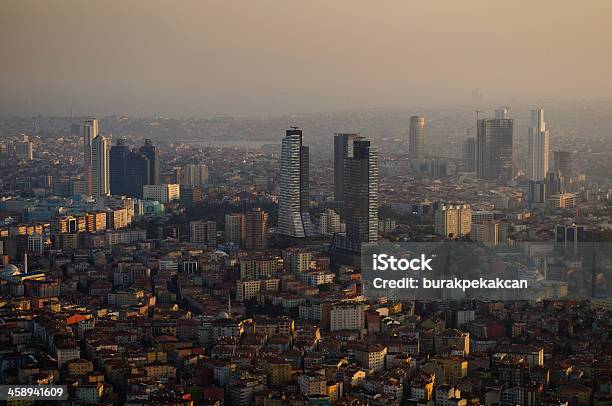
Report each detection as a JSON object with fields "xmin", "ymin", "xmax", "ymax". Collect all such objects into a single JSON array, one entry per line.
[
  {"xmin": 139, "ymin": 139, "xmax": 160, "ymax": 185},
  {"xmin": 409, "ymin": 116, "xmax": 425, "ymax": 160},
  {"xmin": 344, "ymin": 139, "xmax": 379, "ymax": 248},
  {"xmin": 462, "ymin": 137, "xmax": 476, "ymax": 172},
  {"xmin": 126, "ymin": 150, "xmax": 150, "ymax": 198},
  {"xmin": 553, "ymin": 150, "xmax": 572, "ymax": 179},
  {"xmin": 545, "ymin": 171, "xmax": 564, "ymax": 199},
  {"xmin": 278, "ymin": 128, "xmax": 315, "ymax": 238},
  {"xmin": 91, "ymin": 133, "xmax": 109, "ymax": 198},
  {"xmin": 528, "ymin": 180, "xmax": 546, "ymax": 206},
  {"xmin": 476, "ymin": 109, "xmax": 514, "ymax": 181},
  {"xmin": 109, "ymin": 139, "xmax": 129, "ymax": 196},
  {"xmin": 334, "ymin": 133, "xmax": 363, "ymax": 204},
  {"xmin": 245, "ymin": 208, "xmax": 269, "ymax": 250}
]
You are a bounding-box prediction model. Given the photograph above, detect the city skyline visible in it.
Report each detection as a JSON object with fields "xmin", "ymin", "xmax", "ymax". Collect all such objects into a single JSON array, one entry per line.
[{"xmin": 0, "ymin": 3, "xmax": 611, "ymax": 405}]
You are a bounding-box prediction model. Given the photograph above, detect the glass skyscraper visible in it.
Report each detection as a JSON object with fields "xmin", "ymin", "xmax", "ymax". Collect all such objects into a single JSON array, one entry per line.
[
  {"xmin": 344, "ymin": 139, "xmax": 379, "ymax": 247},
  {"xmin": 477, "ymin": 109, "xmax": 514, "ymax": 181},
  {"xmin": 334, "ymin": 133, "xmax": 363, "ymax": 204},
  {"xmin": 527, "ymin": 108, "xmax": 549, "ymax": 181},
  {"xmin": 278, "ymin": 128, "xmax": 314, "ymax": 238}
]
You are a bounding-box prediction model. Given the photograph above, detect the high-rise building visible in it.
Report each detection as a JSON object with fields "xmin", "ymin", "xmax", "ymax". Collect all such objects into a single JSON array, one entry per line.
[
  {"xmin": 334, "ymin": 133, "xmax": 362, "ymax": 203},
  {"xmin": 283, "ymin": 248, "xmax": 313, "ymax": 273},
  {"xmin": 553, "ymin": 150, "xmax": 572, "ymax": 179},
  {"xmin": 126, "ymin": 150, "xmax": 150, "ymax": 198},
  {"xmin": 109, "ymin": 139, "xmax": 129, "ymax": 196},
  {"xmin": 477, "ymin": 109, "xmax": 514, "ymax": 181},
  {"xmin": 470, "ymin": 220, "xmax": 509, "ymax": 246},
  {"xmin": 139, "ymin": 139, "xmax": 160, "ymax": 185},
  {"xmin": 545, "ymin": 171, "xmax": 564, "ymax": 199},
  {"xmin": 343, "ymin": 139, "xmax": 378, "ymax": 248},
  {"xmin": 83, "ymin": 118, "xmax": 100, "ymax": 195},
  {"xmin": 91, "ymin": 134, "xmax": 110, "ymax": 198},
  {"xmin": 462, "ymin": 137, "xmax": 476, "ymax": 172},
  {"xmin": 278, "ymin": 128, "xmax": 315, "ymax": 238},
  {"xmin": 14, "ymin": 135, "xmax": 33, "ymax": 160},
  {"xmin": 180, "ymin": 164, "xmax": 209, "ymax": 187},
  {"xmin": 527, "ymin": 108, "xmax": 549, "ymax": 181},
  {"xmin": 409, "ymin": 116, "xmax": 425, "ymax": 160},
  {"xmin": 528, "ymin": 180, "xmax": 546, "ymax": 206},
  {"xmin": 245, "ymin": 208, "xmax": 268, "ymax": 251},
  {"xmin": 168, "ymin": 167, "xmax": 182, "ymax": 184},
  {"xmin": 190, "ymin": 220, "xmax": 217, "ymax": 247},
  {"xmin": 225, "ymin": 213, "xmax": 245, "ymax": 246},
  {"xmin": 435, "ymin": 204, "xmax": 472, "ymax": 239},
  {"xmin": 320, "ymin": 208, "xmax": 342, "ymax": 235}
]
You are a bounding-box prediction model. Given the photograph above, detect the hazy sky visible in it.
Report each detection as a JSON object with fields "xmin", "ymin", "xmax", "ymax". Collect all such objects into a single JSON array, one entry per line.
[{"xmin": 1, "ymin": 0, "xmax": 611, "ymax": 117}]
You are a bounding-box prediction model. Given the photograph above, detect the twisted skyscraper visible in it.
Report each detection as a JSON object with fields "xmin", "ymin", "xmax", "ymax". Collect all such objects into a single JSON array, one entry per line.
[{"xmin": 278, "ymin": 128, "xmax": 315, "ymax": 238}]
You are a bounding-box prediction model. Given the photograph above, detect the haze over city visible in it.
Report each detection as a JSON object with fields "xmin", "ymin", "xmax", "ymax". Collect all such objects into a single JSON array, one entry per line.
[
  {"xmin": 2, "ymin": 0, "xmax": 612, "ymax": 117},
  {"xmin": 1, "ymin": 2, "xmax": 612, "ymax": 406}
]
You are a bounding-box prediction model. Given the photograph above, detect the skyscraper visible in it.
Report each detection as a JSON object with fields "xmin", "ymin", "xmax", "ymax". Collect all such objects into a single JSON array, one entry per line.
[
  {"xmin": 109, "ymin": 139, "xmax": 129, "ymax": 196},
  {"xmin": 83, "ymin": 118, "xmax": 100, "ymax": 195},
  {"xmin": 320, "ymin": 208, "xmax": 343, "ymax": 235},
  {"xmin": 14, "ymin": 134, "xmax": 33, "ymax": 160},
  {"xmin": 245, "ymin": 208, "xmax": 268, "ymax": 250},
  {"xmin": 190, "ymin": 220, "xmax": 217, "ymax": 247},
  {"xmin": 409, "ymin": 116, "xmax": 425, "ymax": 160},
  {"xmin": 126, "ymin": 150, "xmax": 150, "ymax": 198},
  {"xmin": 470, "ymin": 220, "xmax": 509, "ymax": 246},
  {"xmin": 91, "ymin": 133, "xmax": 110, "ymax": 198},
  {"xmin": 435, "ymin": 204, "xmax": 472, "ymax": 239},
  {"xmin": 545, "ymin": 171, "xmax": 564, "ymax": 199},
  {"xmin": 334, "ymin": 133, "xmax": 362, "ymax": 204},
  {"xmin": 139, "ymin": 139, "xmax": 160, "ymax": 185},
  {"xmin": 180, "ymin": 164, "xmax": 209, "ymax": 187},
  {"xmin": 477, "ymin": 109, "xmax": 514, "ymax": 181},
  {"xmin": 527, "ymin": 108, "xmax": 549, "ymax": 181},
  {"xmin": 278, "ymin": 128, "xmax": 315, "ymax": 238},
  {"xmin": 343, "ymin": 138, "xmax": 378, "ymax": 247},
  {"xmin": 225, "ymin": 213, "xmax": 245, "ymax": 246},
  {"xmin": 553, "ymin": 150, "xmax": 572, "ymax": 180},
  {"xmin": 528, "ymin": 180, "xmax": 546, "ymax": 206},
  {"xmin": 462, "ymin": 137, "xmax": 476, "ymax": 172}
]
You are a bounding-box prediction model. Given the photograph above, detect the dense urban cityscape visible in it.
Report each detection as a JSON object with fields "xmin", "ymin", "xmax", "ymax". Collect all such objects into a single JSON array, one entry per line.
[
  {"xmin": 2, "ymin": 1, "xmax": 612, "ymax": 405},
  {"xmin": 0, "ymin": 100, "xmax": 612, "ymax": 406}
]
